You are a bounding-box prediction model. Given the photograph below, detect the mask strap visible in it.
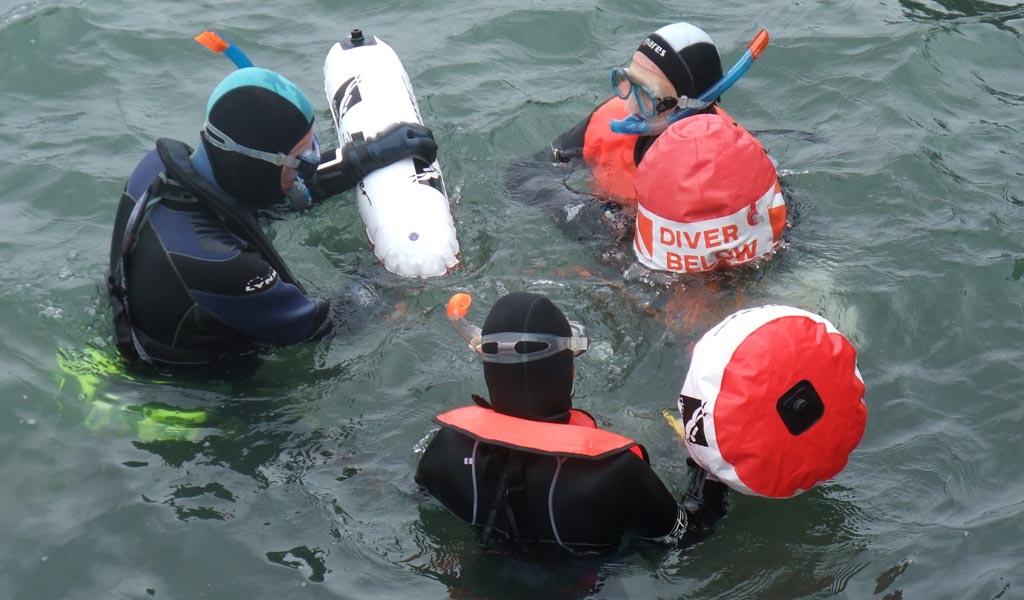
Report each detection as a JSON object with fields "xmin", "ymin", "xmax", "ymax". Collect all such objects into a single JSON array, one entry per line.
[{"xmin": 202, "ymin": 121, "xmax": 303, "ymax": 169}]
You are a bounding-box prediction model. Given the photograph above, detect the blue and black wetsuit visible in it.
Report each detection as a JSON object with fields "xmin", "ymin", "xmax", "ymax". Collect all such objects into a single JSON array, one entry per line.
[{"xmin": 106, "ymin": 139, "xmax": 368, "ymax": 368}]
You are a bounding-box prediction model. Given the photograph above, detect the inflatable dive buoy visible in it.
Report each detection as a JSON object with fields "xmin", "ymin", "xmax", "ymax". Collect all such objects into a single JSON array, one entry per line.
[
  {"xmin": 633, "ymin": 114, "xmax": 787, "ymax": 274},
  {"xmin": 324, "ymin": 29, "xmax": 459, "ymax": 278},
  {"xmin": 678, "ymin": 305, "xmax": 867, "ymax": 498}
]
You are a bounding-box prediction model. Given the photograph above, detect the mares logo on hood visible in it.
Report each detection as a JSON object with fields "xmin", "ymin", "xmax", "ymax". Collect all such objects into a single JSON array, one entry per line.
[
  {"xmin": 641, "ymin": 36, "xmax": 668, "ymax": 57},
  {"xmin": 635, "ymin": 22, "xmax": 723, "ymax": 99}
]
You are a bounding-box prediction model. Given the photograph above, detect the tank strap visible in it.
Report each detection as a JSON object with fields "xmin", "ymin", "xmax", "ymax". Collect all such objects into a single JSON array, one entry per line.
[
  {"xmin": 110, "ymin": 178, "xmax": 165, "ymax": 364},
  {"xmin": 480, "ymin": 450, "xmax": 529, "ymax": 550},
  {"xmin": 504, "ymin": 452, "xmax": 531, "ymax": 547},
  {"xmin": 480, "ymin": 450, "xmax": 512, "ymax": 548}
]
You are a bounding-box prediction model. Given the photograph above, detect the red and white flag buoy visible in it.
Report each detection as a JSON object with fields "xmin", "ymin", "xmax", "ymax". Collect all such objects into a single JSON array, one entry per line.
[{"xmin": 679, "ymin": 305, "xmax": 867, "ymax": 498}]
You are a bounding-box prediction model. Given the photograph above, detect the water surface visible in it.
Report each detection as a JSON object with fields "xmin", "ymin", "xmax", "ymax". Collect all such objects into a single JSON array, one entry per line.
[{"xmin": 1, "ymin": 0, "xmax": 1022, "ymax": 598}]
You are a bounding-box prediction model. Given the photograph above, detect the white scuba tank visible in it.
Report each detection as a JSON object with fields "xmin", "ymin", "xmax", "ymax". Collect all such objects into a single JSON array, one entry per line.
[{"xmin": 323, "ymin": 29, "xmax": 459, "ymax": 278}]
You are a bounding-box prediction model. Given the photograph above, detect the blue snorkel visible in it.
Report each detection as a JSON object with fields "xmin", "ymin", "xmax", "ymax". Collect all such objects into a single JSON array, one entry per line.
[
  {"xmin": 194, "ymin": 31, "xmax": 255, "ymax": 69},
  {"xmin": 611, "ymin": 29, "xmax": 770, "ymax": 135}
]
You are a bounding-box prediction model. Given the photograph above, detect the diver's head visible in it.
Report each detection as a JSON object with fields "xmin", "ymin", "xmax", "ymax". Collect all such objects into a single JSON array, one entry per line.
[
  {"xmin": 480, "ymin": 292, "xmax": 577, "ymax": 424},
  {"xmin": 611, "ymin": 22, "xmax": 723, "ymax": 127},
  {"xmin": 200, "ymin": 67, "xmax": 317, "ymax": 209}
]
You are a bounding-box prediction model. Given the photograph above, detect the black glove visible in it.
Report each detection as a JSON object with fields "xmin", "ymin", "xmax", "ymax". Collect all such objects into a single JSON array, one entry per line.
[
  {"xmin": 343, "ymin": 121, "xmax": 438, "ymax": 180},
  {"xmin": 310, "ymin": 147, "xmax": 350, "ymax": 201},
  {"xmin": 309, "ymin": 123, "xmax": 438, "ymax": 201},
  {"xmin": 681, "ymin": 465, "xmax": 729, "ymax": 533},
  {"xmin": 311, "ymin": 121, "xmax": 440, "ymax": 200}
]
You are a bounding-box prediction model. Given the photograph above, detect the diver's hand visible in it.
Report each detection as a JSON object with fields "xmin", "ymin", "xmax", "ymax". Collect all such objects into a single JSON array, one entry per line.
[
  {"xmin": 680, "ymin": 463, "xmax": 729, "ymax": 528},
  {"xmin": 309, "ymin": 123, "xmax": 438, "ymax": 201},
  {"xmin": 344, "ymin": 122, "xmax": 438, "ymax": 178},
  {"xmin": 309, "ymin": 147, "xmax": 348, "ymax": 201}
]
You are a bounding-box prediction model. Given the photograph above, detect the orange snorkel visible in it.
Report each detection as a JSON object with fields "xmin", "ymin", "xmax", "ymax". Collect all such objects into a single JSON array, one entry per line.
[{"xmin": 194, "ymin": 30, "xmax": 254, "ymax": 69}]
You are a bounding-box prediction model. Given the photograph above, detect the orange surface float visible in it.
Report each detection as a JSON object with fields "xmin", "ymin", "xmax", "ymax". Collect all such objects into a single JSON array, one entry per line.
[{"xmin": 634, "ymin": 113, "xmax": 787, "ymax": 273}]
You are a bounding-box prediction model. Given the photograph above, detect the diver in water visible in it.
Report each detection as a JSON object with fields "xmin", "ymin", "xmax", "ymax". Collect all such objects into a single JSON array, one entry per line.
[
  {"xmin": 508, "ymin": 22, "xmax": 787, "ymax": 274},
  {"xmin": 107, "ymin": 67, "xmax": 437, "ymax": 369},
  {"xmin": 415, "ymin": 291, "xmax": 728, "ymax": 554}
]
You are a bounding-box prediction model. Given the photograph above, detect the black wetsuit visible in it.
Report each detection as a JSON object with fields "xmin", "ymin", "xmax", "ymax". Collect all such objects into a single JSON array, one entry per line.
[
  {"xmin": 415, "ymin": 419, "xmax": 727, "ymax": 554},
  {"xmin": 503, "ymin": 103, "xmax": 695, "ymax": 248},
  {"xmin": 549, "ymin": 106, "xmax": 660, "ymax": 166},
  {"xmin": 505, "ymin": 102, "xmax": 783, "ymax": 270},
  {"xmin": 106, "ymin": 140, "xmax": 369, "ymax": 368}
]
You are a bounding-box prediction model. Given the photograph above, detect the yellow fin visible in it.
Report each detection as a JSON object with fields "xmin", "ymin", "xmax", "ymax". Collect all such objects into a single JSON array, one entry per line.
[{"xmin": 662, "ymin": 410, "xmax": 686, "ymax": 440}]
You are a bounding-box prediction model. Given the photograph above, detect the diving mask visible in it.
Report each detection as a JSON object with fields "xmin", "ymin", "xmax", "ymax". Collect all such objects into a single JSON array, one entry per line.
[
  {"xmin": 611, "ymin": 67, "xmax": 711, "ymax": 119},
  {"xmin": 446, "ymin": 293, "xmax": 589, "ymax": 364},
  {"xmin": 203, "ymin": 121, "xmax": 320, "ymax": 181},
  {"xmin": 610, "ymin": 29, "xmax": 771, "ymax": 136}
]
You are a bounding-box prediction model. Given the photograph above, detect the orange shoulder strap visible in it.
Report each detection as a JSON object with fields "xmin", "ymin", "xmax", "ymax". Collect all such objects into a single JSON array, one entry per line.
[{"xmin": 437, "ymin": 405, "xmax": 641, "ymax": 461}]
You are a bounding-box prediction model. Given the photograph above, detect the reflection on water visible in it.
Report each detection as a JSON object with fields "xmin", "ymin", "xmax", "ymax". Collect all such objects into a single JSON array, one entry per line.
[
  {"xmin": 874, "ymin": 559, "xmax": 912, "ymax": 597},
  {"xmin": 411, "ymin": 504, "xmax": 615, "ymax": 600},
  {"xmin": 266, "ymin": 546, "xmax": 330, "ymax": 583},
  {"xmin": 899, "ymin": 0, "xmax": 1024, "ymax": 25},
  {"xmin": 646, "ymin": 485, "xmax": 872, "ymax": 599},
  {"xmin": 55, "ymin": 346, "xmax": 219, "ymax": 443}
]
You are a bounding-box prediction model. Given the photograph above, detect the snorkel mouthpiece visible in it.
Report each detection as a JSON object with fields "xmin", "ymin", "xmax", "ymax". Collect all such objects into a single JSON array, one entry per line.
[
  {"xmin": 284, "ymin": 178, "xmax": 312, "ymax": 211},
  {"xmin": 610, "ymin": 114, "xmax": 654, "ymax": 135}
]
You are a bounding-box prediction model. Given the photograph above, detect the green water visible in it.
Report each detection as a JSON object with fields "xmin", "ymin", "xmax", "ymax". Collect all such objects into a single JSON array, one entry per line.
[{"xmin": 2, "ymin": 0, "xmax": 1023, "ymax": 598}]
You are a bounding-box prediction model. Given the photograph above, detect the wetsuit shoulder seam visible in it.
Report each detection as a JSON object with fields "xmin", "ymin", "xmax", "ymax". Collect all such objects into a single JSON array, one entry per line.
[{"xmin": 165, "ymin": 249, "xmax": 243, "ymax": 263}]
